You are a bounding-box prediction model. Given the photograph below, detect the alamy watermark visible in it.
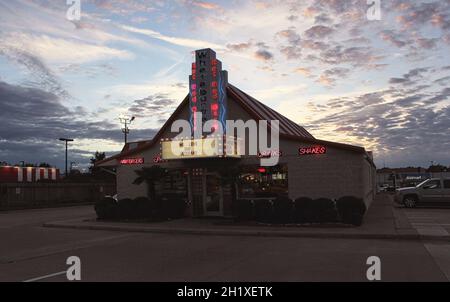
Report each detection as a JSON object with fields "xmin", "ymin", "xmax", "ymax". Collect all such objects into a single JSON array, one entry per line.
[
  {"xmin": 366, "ymin": 256, "xmax": 381, "ymax": 281},
  {"xmin": 66, "ymin": 0, "xmax": 81, "ymax": 21},
  {"xmin": 66, "ymin": 256, "xmax": 81, "ymax": 281},
  {"xmin": 367, "ymin": 0, "xmax": 381, "ymax": 21},
  {"xmin": 171, "ymin": 113, "xmax": 280, "ymax": 166}
]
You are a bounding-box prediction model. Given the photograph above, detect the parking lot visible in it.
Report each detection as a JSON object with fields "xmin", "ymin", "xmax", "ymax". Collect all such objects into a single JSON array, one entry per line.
[{"xmin": 1, "ymin": 199, "xmax": 450, "ymax": 282}]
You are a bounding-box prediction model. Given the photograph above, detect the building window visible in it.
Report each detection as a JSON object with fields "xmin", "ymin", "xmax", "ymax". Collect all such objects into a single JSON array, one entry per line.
[
  {"xmin": 160, "ymin": 169, "xmax": 188, "ymax": 196},
  {"xmin": 237, "ymin": 165, "xmax": 288, "ymax": 199}
]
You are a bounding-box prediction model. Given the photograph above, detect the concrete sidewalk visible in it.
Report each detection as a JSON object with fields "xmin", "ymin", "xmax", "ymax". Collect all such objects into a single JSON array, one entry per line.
[{"xmin": 43, "ymin": 194, "xmax": 450, "ymax": 241}]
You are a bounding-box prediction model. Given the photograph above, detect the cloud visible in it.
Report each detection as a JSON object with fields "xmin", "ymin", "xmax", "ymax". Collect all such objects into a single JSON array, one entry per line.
[
  {"xmin": 120, "ymin": 24, "xmax": 225, "ymax": 50},
  {"xmin": 302, "ymin": 66, "xmax": 450, "ymax": 167},
  {"xmin": 304, "ymin": 25, "xmax": 334, "ymax": 39},
  {"xmin": 0, "ymin": 45, "xmax": 69, "ymax": 98},
  {"xmin": 226, "ymin": 42, "xmax": 253, "ymax": 52},
  {"xmin": 254, "ymin": 49, "xmax": 274, "ymax": 61},
  {"xmin": 0, "ymin": 81, "xmax": 157, "ymax": 168},
  {"xmin": 316, "ymin": 67, "xmax": 350, "ymax": 86},
  {"xmin": 127, "ymin": 94, "xmax": 178, "ymax": 120},
  {"xmin": 294, "ymin": 67, "xmax": 312, "ymax": 76},
  {"xmin": 388, "ymin": 67, "xmax": 430, "ymax": 86},
  {"xmin": 0, "ymin": 32, "xmax": 133, "ymax": 64},
  {"xmin": 192, "ymin": 1, "xmax": 220, "ymax": 10}
]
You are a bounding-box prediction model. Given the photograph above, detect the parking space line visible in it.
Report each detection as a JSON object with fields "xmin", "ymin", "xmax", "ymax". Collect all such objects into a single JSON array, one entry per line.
[
  {"xmin": 424, "ymin": 244, "xmax": 450, "ymax": 281},
  {"xmin": 23, "ymin": 271, "xmax": 66, "ymax": 282}
]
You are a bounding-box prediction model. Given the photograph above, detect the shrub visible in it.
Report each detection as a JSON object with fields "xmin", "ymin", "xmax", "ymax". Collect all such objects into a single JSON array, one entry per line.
[
  {"xmin": 272, "ymin": 195, "xmax": 293, "ymax": 224},
  {"xmin": 336, "ymin": 196, "xmax": 366, "ymax": 226},
  {"xmin": 294, "ymin": 197, "xmax": 313, "ymax": 223},
  {"xmin": 233, "ymin": 199, "xmax": 254, "ymax": 221},
  {"xmin": 133, "ymin": 196, "xmax": 154, "ymax": 219},
  {"xmin": 117, "ymin": 198, "xmax": 135, "ymax": 219},
  {"xmin": 161, "ymin": 194, "xmax": 186, "ymax": 219},
  {"xmin": 254, "ymin": 199, "xmax": 273, "ymax": 223},
  {"xmin": 95, "ymin": 197, "xmax": 118, "ymax": 220},
  {"xmin": 311, "ymin": 198, "xmax": 338, "ymax": 223}
]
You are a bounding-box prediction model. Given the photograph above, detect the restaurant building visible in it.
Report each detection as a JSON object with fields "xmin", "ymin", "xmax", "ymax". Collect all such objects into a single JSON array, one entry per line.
[{"xmin": 97, "ymin": 49, "xmax": 376, "ymax": 217}]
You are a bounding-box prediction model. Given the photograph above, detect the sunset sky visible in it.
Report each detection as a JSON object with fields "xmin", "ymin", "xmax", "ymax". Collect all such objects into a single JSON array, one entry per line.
[{"xmin": 0, "ymin": 0, "xmax": 449, "ymax": 170}]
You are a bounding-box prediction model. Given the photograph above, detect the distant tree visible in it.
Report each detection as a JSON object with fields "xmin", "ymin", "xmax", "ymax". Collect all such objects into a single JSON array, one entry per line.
[
  {"xmin": 39, "ymin": 162, "xmax": 52, "ymax": 167},
  {"xmin": 427, "ymin": 164, "xmax": 448, "ymax": 172},
  {"xmin": 90, "ymin": 151, "xmax": 106, "ymax": 164},
  {"xmin": 89, "ymin": 151, "xmax": 106, "ymax": 174}
]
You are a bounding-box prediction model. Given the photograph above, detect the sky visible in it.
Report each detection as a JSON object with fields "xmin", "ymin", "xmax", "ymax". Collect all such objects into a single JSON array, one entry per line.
[{"xmin": 0, "ymin": 0, "xmax": 449, "ymax": 171}]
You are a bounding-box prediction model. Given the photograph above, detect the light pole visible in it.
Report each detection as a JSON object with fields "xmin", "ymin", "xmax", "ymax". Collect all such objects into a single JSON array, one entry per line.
[
  {"xmin": 119, "ymin": 116, "xmax": 135, "ymax": 144},
  {"xmin": 59, "ymin": 138, "xmax": 74, "ymax": 177}
]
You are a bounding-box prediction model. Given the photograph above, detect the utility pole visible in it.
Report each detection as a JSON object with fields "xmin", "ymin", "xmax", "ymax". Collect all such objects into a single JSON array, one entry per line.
[
  {"xmin": 59, "ymin": 138, "xmax": 74, "ymax": 177},
  {"xmin": 119, "ymin": 116, "xmax": 135, "ymax": 144}
]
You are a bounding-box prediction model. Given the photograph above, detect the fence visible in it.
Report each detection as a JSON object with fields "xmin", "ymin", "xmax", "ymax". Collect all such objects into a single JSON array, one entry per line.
[{"xmin": 0, "ymin": 182, "xmax": 116, "ymax": 208}]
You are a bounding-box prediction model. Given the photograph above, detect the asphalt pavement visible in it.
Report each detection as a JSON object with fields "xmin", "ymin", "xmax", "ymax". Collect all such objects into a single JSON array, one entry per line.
[{"xmin": 1, "ymin": 201, "xmax": 450, "ymax": 282}]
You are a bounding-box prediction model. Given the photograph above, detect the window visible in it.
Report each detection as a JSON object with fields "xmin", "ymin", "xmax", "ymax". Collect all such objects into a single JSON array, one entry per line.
[
  {"xmin": 159, "ymin": 170, "xmax": 188, "ymax": 196},
  {"xmin": 237, "ymin": 165, "xmax": 288, "ymax": 198},
  {"xmin": 444, "ymin": 180, "xmax": 450, "ymax": 189},
  {"xmin": 423, "ymin": 179, "xmax": 441, "ymax": 189}
]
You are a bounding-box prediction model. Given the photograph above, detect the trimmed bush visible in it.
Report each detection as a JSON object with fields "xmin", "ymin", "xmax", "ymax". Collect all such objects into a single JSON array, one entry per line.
[
  {"xmin": 336, "ymin": 196, "xmax": 366, "ymax": 226},
  {"xmin": 161, "ymin": 194, "xmax": 186, "ymax": 219},
  {"xmin": 133, "ymin": 196, "xmax": 154, "ymax": 219},
  {"xmin": 233, "ymin": 199, "xmax": 254, "ymax": 221},
  {"xmin": 95, "ymin": 197, "xmax": 118, "ymax": 220},
  {"xmin": 311, "ymin": 198, "xmax": 338, "ymax": 223},
  {"xmin": 254, "ymin": 199, "xmax": 273, "ymax": 223},
  {"xmin": 294, "ymin": 197, "xmax": 313, "ymax": 223},
  {"xmin": 117, "ymin": 198, "xmax": 135, "ymax": 219},
  {"xmin": 272, "ymin": 196, "xmax": 293, "ymax": 224}
]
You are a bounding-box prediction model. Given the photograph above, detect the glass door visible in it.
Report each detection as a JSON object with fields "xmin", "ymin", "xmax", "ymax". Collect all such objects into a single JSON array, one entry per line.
[{"xmin": 203, "ymin": 172, "xmax": 223, "ymax": 216}]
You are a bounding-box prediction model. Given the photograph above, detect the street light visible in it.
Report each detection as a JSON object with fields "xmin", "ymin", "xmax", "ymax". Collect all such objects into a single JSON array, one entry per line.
[
  {"xmin": 119, "ymin": 116, "xmax": 135, "ymax": 144},
  {"xmin": 59, "ymin": 138, "xmax": 74, "ymax": 177}
]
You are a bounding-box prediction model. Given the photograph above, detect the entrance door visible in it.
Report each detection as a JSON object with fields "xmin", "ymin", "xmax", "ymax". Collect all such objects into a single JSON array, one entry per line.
[{"xmin": 203, "ymin": 172, "xmax": 223, "ymax": 216}]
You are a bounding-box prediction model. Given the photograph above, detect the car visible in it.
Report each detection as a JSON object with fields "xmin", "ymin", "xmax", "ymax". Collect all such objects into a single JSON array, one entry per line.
[
  {"xmin": 394, "ymin": 178, "xmax": 450, "ymax": 208},
  {"xmin": 378, "ymin": 184, "xmax": 390, "ymax": 192}
]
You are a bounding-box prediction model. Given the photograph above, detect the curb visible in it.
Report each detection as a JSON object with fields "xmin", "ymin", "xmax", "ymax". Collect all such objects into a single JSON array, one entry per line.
[{"xmin": 42, "ymin": 222, "xmax": 450, "ymax": 242}]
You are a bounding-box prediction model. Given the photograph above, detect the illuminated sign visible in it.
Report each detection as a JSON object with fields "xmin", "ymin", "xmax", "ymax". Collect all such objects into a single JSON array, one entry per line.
[
  {"xmin": 153, "ymin": 154, "xmax": 164, "ymax": 163},
  {"xmin": 120, "ymin": 158, "xmax": 144, "ymax": 165},
  {"xmin": 258, "ymin": 150, "xmax": 282, "ymax": 158},
  {"xmin": 161, "ymin": 137, "xmax": 242, "ymax": 160},
  {"xmin": 189, "ymin": 49, "xmax": 228, "ymax": 135},
  {"xmin": 299, "ymin": 146, "xmax": 326, "ymax": 155}
]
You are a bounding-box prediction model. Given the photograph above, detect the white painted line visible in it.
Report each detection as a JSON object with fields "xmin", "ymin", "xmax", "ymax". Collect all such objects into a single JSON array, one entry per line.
[
  {"xmin": 23, "ymin": 271, "xmax": 66, "ymax": 282},
  {"xmin": 416, "ymin": 227, "xmax": 449, "ymax": 236},
  {"xmin": 424, "ymin": 244, "xmax": 450, "ymax": 281}
]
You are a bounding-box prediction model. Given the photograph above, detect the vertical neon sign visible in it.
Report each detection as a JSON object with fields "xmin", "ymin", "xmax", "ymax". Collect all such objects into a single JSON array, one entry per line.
[{"xmin": 189, "ymin": 49, "xmax": 228, "ymax": 136}]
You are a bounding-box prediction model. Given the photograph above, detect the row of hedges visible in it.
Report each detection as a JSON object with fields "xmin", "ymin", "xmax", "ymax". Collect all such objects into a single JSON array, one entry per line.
[
  {"xmin": 95, "ymin": 195, "xmax": 186, "ymax": 221},
  {"xmin": 233, "ymin": 196, "xmax": 366, "ymax": 226}
]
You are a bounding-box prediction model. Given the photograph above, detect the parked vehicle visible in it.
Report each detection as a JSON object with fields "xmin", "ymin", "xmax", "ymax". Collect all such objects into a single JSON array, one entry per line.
[{"xmin": 394, "ymin": 178, "xmax": 450, "ymax": 208}]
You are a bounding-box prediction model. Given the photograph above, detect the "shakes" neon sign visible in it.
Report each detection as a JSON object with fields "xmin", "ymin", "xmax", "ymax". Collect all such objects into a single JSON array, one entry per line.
[{"xmin": 299, "ymin": 146, "xmax": 326, "ymax": 156}]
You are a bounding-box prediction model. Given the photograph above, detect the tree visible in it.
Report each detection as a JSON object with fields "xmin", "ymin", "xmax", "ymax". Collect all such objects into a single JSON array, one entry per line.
[
  {"xmin": 39, "ymin": 162, "xmax": 52, "ymax": 167},
  {"xmin": 89, "ymin": 151, "xmax": 106, "ymax": 174},
  {"xmin": 133, "ymin": 166, "xmax": 168, "ymax": 200},
  {"xmin": 90, "ymin": 151, "xmax": 106, "ymax": 165},
  {"xmin": 427, "ymin": 164, "xmax": 448, "ymax": 172}
]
